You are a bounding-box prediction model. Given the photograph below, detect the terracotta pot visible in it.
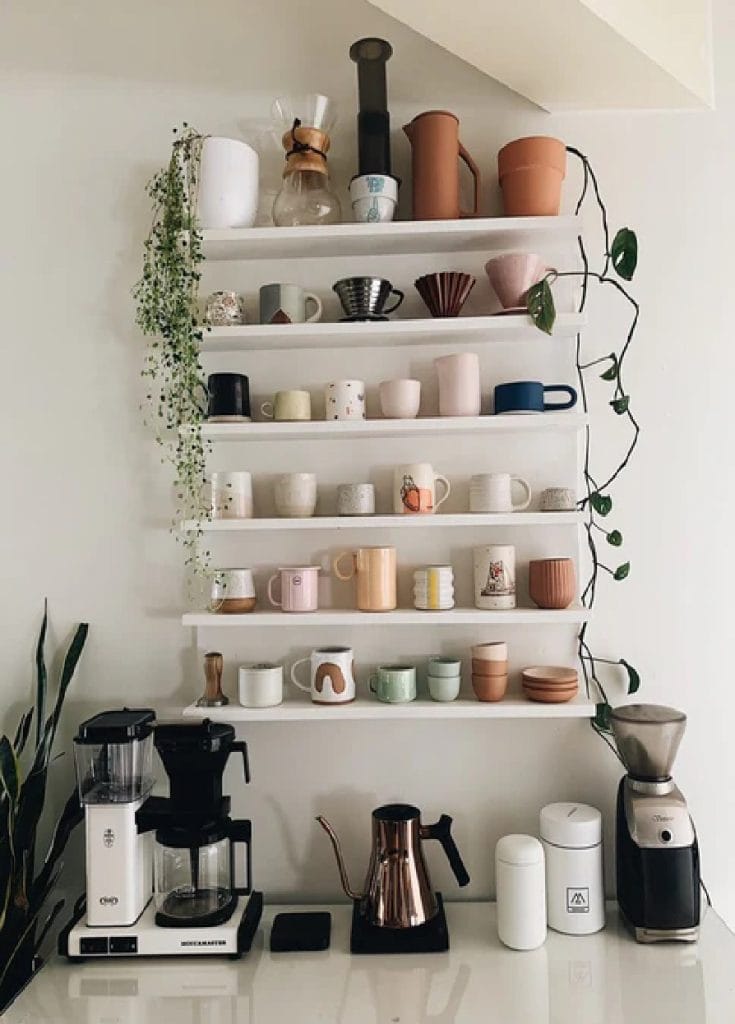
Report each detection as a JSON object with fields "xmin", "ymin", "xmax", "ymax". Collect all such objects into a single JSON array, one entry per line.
[
  {"xmin": 403, "ymin": 110, "xmax": 480, "ymax": 220},
  {"xmin": 497, "ymin": 136, "xmax": 566, "ymax": 217},
  {"xmin": 472, "ymin": 673, "xmax": 508, "ymax": 702},
  {"xmin": 528, "ymin": 558, "xmax": 576, "ymax": 609}
]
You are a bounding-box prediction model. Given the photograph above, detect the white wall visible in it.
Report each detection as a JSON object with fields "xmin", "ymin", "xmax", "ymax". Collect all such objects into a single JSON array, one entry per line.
[{"xmin": 1, "ymin": 0, "xmax": 734, "ymax": 929}]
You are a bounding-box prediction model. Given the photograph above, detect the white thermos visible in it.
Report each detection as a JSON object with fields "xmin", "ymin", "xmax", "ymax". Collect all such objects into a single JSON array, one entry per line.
[
  {"xmin": 540, "ymin": 802, "xmax": 605, "ymax": 935},
  {"xmin": 495, "ymin": 834, "xmax": 546, "ymax": 950}
]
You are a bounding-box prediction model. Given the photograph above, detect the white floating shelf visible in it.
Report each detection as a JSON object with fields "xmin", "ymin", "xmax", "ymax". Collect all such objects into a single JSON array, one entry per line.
[
  {"xmin": 200, "ymin": 216, "xmax": 579, "ymax": 261},
  {"xmin": 181, "ymin": 512, "xmax": 583, "ymax": 533},
  {"xmin": 198, "ymin": 313, "xmax": 585, "ymax": 353},
  {"xmin": 182, "ymin": 607, "xmax": 590, "ymax": 628},
  {"xmin": 181, "ymin": 694, "xmax": 595, "ymax": 721},
  {"xmin": 196, "ymin": 414, "xmax": 587, "ymax": 443}
]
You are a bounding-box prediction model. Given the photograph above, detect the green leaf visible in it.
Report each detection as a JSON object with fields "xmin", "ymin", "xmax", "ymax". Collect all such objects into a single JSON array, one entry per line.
[
  {"xmin": 600, "ymin": 356, "xmax": 618, "ymax": 381},
  {"xmin": 526, "ymin": 278, "xmax": 556, "ymax": 335},
  {"xmin": 590, "ymin": 492, "xmax": 613, "ymax": 516},
  {"xmin": 614, "ymin": 562, "xmax": 630, "ymax": 581},
  {"xmin": 620, "ymin": 659, "xmax": 641, "ymax": 694},
  {"xmin": 611, "ymin": 227, "xmax": 638, "ymax": 281},
  {"xmin": 34, "ymin": 600, "xmax": 48, "ymax": 750},
  {"xmin": 611, "ymin": 396, "xmax": 630, "ymax": 414},
  {"xmin": 606, "ymin": 529, "xmax": 623, "ymax": 546},
  {"xmin": 0, "ymin": 737, "xmax": 19, "ymax": 807},
  {"xmin": 593, "ymin": 702, "xmax": 613, "ymax": 733}
]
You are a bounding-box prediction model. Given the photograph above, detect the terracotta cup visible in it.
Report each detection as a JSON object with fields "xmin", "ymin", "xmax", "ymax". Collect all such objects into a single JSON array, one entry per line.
[
  {"xmin": 472, "ymin": 674, "xmax": 508, "ymax": 702},
  {"xmin": 333, "ymin": 546, "xmax": 397, "ymax": 612},
  {"xmin": 484, "ymin": 253, "xmax": 550, "ymax": 311},
  {"xmin": 528, "ymin": 558, "xmax": 576, "ymax": 609},
  {"xmin": 497, "ymin": 136, "xmax": 567, "ymax": 217}
]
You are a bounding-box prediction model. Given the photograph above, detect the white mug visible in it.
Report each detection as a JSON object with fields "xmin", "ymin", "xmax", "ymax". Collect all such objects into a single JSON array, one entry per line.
[
  {"xmin": 290, "ymin": 647, "xmax": 356, "ymax": 705},
  {"xmin": 209, "ymin": 568, "xmax": 257, "ymax": 613},
  {"xmin": 325, "ymin": 380, "xmax": 366, "ymax": 421},
  {"xmin": 379, "ymin": 379, "xmax": 421, "ymax": 419},
  {"xmin": 434, "ymin": 352, "xmax": 481, "ymax": 417},
  {"xmin": 540, "ymin": 487, "xmax": 576, "ymax": 511},
  {"xmin": 273, "ymin": 473, "xmax": 317, "ymax": 518},
  {"xmin": 197, "ymin": 137, "xmax": 259, "ymax": 229},
  {"xmin": 239, "ymin": 663, "xmax": 283, "ymax": 708},
  {"xmin": 413, "ymin": 566, "xmax": 455, "ymax": 610},
  {"xmin": 470, "ymin": 473, "xmax": 532, "ymax": 513},
  {"xmin": 394, "ymin": 464, "xmax": 451, "ymax": 515},
  {"xmin": 267, "ymin": 566, "xmax": 320, "ymax": 612},
  {"xmin": 211, "ymin": 471, "xmax": 254, "ymax": 519},
  {"xmin": 474, "ymin": 545, "xmax": 516, "ymax": 610}
]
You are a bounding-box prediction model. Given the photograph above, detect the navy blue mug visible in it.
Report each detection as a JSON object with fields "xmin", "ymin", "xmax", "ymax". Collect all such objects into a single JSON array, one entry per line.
[
  {"xmin": 494, "ymin": 381, "xmax": 577, "ymax": 415},
  {"xmin": 207, "ymin": 373, "xmax": 251, "ymax": 420}
]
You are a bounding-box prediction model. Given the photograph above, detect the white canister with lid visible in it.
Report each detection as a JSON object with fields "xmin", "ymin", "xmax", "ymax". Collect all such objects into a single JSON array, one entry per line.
[
  {"xmin": 540, "ymin": 802, "xmax": 605, "ymax": 935},
  {"xmin": 495, "ymin": 834, "xmax": 546, "ymax": 950}
]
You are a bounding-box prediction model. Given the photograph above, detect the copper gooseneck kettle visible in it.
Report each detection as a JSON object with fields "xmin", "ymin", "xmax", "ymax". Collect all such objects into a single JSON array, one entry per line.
[{"xmin": 317, "ymin": 804, "xmax": 470, "ymax": 928}]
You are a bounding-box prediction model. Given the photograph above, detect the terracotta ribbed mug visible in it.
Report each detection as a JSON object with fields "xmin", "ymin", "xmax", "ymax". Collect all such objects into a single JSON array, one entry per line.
[
  {"xmin": 497, "ymin": 136, "xmax": 566, "ymax": 217},
  {"xmin": 528, "ymin": 558, "xmax": 576, "ymax": 610}
]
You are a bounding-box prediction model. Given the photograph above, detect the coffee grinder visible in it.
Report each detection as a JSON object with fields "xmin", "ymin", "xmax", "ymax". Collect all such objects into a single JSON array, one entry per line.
[
  {"xmin": 610, "ymin": 703, "xmax": 700, "ymax": 943},
  {"xmin": 60, "ymin": 709, "xmax": 262, "ymax": 959}
]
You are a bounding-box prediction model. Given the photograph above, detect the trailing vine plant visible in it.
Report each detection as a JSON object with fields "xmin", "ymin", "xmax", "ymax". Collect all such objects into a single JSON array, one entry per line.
[
  {"xmin": 527, "ymin": 147, "xmax": 640, "ymax": 755},
  {"xmin": 134, "ymin": 124, "xmax": 210, "ymax": 576}
]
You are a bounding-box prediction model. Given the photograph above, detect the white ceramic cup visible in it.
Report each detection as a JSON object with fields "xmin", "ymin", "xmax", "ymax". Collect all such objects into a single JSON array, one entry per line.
[
  {"xmin": 238, "ymin": 663, "xmax": 283, "ymax": 708},
  {"xmin": 290, "ymin": 647, "xmax": 356, "ymax": 705},
  {"xmin": 379, "ymin": 379, "xmax": 421, "ymax": 419},
  {"xmin": 350, "ymin": 174, "xmax": 398, "ymax": 223},
  {"xmin": 209, "ymin": 568, "xmax": 256, "ymax": 613},
  {"xmin": 267, "ymin": 566, "xmax": 320, "ymax": 612},
  {"xmin": 197, "ymin": 137, "xmax": 259, "ymax": 229},
  {"xmin": 470, "ymin": 473, "xmax": 532, "ymax": 513},
  {"xmin": 273, "ymin": 473, "xmax": 317, "ymax": 518},
  {"xmin": 472, "ymin": 641, "xmax": 508, "ymax": 661},
  {"xmin": 325, "ymin": 380, "xmax": 366, "ymax": 421},
  {"xmin": 434, "ymin": 352, "xmax": 481, "ymax": 417},
  {"xmin": 474, "ymin": 545, "xmax": 516, "ymax": 610},
  {"xmin": 211, "ymin": 471, "xmax": 254, "ymax": 519},
  {"xmin": 413, "ymin": 566, "xmax": 455, "ymax": 610},
  {"xmin": 394, "ymin": 464, "xmax": 451, "ymax": 515},
  {"xmin": 337, "ymin": 483, "xmax": 375, "ymax": 516}
]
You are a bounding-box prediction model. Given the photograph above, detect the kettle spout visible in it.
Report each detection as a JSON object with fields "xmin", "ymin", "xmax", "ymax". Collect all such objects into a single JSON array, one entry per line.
[{"xmin": 315, "ymin": 815, "xmax": 363, "ymax": 900}]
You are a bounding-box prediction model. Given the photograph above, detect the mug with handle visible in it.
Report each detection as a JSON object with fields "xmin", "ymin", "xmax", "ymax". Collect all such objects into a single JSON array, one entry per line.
[
  {"xmin": 333, "ymin": 546, "xmax": 397, "ymax": 612},
  {"xmin": 290, "ymin": 647, "xmax": 356, "ymax": 705},
  {"xmin": 259, "ymin": 283, "xmax": 323, "ymax": 325},
  {"xmin": 470, "ymin": 473, "xmax": 532, "ymax": 513},
  {"xmin": 267, "ymin": 566, "xmax": 320, "ymax": 612},
  {"xmin": 261, "ymin": 389, "xmax": 312, "ymax": 422},
  {"xmin": 494, "ymin": 381, "xmax": 577, "ymax": 415},
  {"xmin": 369, "ymin": 665, "xmax": 416, "ymax": 703},
  {"xmin": 394, "ymin": 463, "xmax": 451, "ymax": 515}
]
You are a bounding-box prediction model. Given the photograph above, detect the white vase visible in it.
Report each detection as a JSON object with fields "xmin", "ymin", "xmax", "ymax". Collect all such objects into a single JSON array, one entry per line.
[{"xmin": 198, "ymin": 137, "xmax": 259, "ymax": 229}]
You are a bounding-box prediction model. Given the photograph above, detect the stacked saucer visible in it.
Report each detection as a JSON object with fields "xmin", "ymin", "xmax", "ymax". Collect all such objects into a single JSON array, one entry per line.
[{"xmin": 522, "ymin": 666, "xmax": 578, "ymax": 704}]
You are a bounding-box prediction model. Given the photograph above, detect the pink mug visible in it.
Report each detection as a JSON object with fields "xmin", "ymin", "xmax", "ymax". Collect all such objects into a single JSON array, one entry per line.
[
  {"xmin": 434, "ymin": 352, "xmax": 481, "ymax": 417},
  {"xmin": 484, "ymin": 253, "xmax": 554, "ymax": 311},
  {"xmin": 267, "ymin": 566, "xmax": 320, "ymax": 612}
]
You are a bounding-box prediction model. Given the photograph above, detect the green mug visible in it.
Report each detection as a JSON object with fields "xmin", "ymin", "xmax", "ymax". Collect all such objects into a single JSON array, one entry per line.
[
  {"xmin": 428, "ymin": 656, "xmax": 461, "ymax": 678},
  {"xmin": 369, "ymin": 665, "xmax": 416, "ymax": 703}
]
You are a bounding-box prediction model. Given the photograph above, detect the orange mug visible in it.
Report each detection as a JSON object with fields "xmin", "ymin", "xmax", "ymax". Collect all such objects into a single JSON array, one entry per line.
[{"xmin": 333, "ymin": 547, "xmax": 397, "ymax": 612}]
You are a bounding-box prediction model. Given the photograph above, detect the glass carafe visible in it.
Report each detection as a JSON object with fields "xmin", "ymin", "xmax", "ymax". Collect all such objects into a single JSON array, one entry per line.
[
  {"xmin": 154, "ymin": 819, "xmax": 252, "ymax": 928},
  {"xmin": 271, "ymin": 93, "xmax": 342, "ymax": 227}
]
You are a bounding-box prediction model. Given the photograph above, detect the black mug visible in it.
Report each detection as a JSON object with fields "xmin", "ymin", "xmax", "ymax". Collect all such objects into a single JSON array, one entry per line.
[{"xmin": 207, "ymin": 373, "xmax": 251, "ymax": 421}]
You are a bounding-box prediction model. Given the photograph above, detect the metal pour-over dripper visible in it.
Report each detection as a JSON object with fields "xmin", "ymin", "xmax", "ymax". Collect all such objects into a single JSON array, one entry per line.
[{"xmin": 610, "ymin": 704, "xmax": 687, "ymax": 782}]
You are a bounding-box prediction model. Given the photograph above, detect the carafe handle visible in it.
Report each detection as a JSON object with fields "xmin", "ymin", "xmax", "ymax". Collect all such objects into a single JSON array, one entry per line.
[
  {"xmin": 458, "ymin": 143, "xmax": 481, "ymax": 218},
  {"xmin": 421, "ymin": 814, "xmax": 470, "ymax": 887},
  {"xmin": 228, "ymin": 818, "xmax": 253, "ymax": 896},
  {"xmin": 230, "ymin": 740, "xmax": 250, "ymax": 783}
]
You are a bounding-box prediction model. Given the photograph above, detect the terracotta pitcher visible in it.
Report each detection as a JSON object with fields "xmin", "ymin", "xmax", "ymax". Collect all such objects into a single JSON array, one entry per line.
[{"xmin": 403, "ymin": 111, "xmax": 480, "ymax": 220}]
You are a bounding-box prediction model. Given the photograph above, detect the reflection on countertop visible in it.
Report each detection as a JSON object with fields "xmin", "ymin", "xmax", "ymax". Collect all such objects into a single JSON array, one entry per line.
[{"xmin": 5, "ymin": 902, "xmax": 733, "ymax": 1024}]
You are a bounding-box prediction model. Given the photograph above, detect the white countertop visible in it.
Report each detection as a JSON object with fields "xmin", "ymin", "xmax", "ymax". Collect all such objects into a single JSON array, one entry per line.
[{"xmin": 5, "ymin": 902, "xmax": 734, "ymax": 1023}]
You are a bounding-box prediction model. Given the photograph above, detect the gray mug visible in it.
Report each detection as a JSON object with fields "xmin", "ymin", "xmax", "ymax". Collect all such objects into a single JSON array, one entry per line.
[{"xmin": 259, "ymin": 283, "xmax": 323, "ymax": 325}]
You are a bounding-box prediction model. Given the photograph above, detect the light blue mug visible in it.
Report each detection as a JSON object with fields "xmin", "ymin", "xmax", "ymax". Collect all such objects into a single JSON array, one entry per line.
[{"xmin": 369, "ymin": 665, "xmax": 416, "ymax": 703}]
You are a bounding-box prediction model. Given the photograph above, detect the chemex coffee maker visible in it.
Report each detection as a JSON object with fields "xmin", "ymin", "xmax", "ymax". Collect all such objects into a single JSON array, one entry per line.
[
  {"xmin": 317, "ymin": 803, "xmax": 469, "ymax": 953},
  {"xmin": 60, "ymin": 709, "xmax": 263, "ymax": 959},
  {"xmin": 610, "ymin": 703, "xmax": 700, "ymax": 943}
]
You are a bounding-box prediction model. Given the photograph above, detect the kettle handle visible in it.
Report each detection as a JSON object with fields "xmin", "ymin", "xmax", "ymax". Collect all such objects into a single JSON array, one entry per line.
[
  {"xmin": 421, "ymin": 814, "xmax": 470, "ymax": 887},
  {"xmin": 228, "ymin": 818, "xmax": 253, "ymax": 896},
  {"xmin": 458, "ymin": 143, "xmax": 480, "ymax": 218}
]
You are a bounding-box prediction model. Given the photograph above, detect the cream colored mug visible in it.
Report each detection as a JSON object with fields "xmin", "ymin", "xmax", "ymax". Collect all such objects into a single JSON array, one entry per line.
[
  {"xmin": 261, "ymin": 389, "xmax": 311, "ymax": 422},
  {"xmin": 333, "ymin": 546, "xmax": 397, "ymax": 612}
]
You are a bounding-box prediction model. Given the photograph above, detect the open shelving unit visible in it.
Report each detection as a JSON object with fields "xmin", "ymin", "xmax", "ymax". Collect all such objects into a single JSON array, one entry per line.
[
  {"xmin": 182, "ymin": 215, "xmax": 591, "ymax": 722},
  {"xmin": 181, "ymin": 693, "xmax": 595, "ymax": 722}
]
